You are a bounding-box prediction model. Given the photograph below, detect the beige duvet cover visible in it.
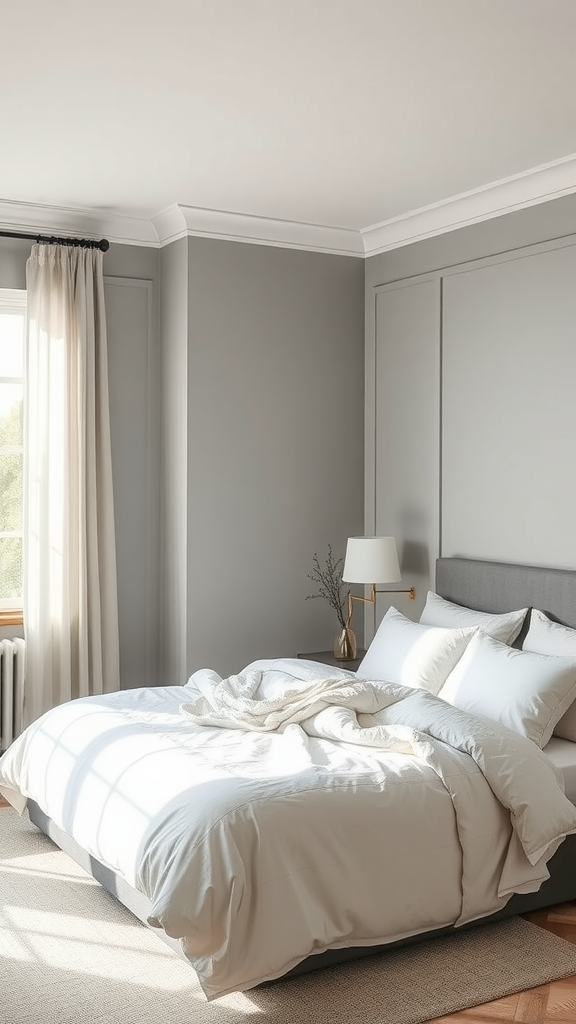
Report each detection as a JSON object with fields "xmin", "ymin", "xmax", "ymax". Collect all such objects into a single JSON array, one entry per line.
[{"xmin": 1, "ymin": 657, "xmax": 575, "ymax": 1000}]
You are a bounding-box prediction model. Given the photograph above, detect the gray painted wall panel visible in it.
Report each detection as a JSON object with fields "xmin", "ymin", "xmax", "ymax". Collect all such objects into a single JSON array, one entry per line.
[
  {"xmin": 159, "ymin": 239, "xmax": 189, "ymax": 685},
  {"xmin": 372, "ymin": 279, "xmax": 440, "ymax": 628},
  {"xmin": 105, "ymin": 277, "xmax": 158, "ymax": 689},
  {"xmin": 366, "ymin": 198, "xmax": 576, "ymax": 600},
  {"xmin": 183, "ymin": 237, "xmax": 365, "ymax": 677},
  {"xmin": 442, "ymin": 242, "xmax": 576, "ymax": 567}
]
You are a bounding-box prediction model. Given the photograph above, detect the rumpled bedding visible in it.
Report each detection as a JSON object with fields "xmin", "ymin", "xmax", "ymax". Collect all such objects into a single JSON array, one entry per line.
[{"xmin": 1, "ymin": 656, "xmax": 576, "ymax": 1000}]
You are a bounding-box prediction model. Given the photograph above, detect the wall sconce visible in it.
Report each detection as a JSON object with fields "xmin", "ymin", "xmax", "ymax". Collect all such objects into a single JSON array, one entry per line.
[{"xmin": 339, "ymin": 536, "xmax": 415, "ymax": 659}]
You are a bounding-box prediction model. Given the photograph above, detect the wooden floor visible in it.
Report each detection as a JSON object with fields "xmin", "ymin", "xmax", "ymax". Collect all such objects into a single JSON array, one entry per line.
[{"xmin": 0, "ymin": 795, "xmax": 575, "ymax": 1021}]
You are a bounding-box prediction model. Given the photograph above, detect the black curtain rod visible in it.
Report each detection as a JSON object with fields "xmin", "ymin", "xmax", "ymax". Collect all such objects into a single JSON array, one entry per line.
[{"xmin": 0, "ymin": 228, "xmax": 109, "ymax": 252}]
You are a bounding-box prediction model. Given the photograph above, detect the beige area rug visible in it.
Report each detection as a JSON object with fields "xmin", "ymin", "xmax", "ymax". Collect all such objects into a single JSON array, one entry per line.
[{"xmin": 1, "ymin": 808, "xmax": 576, "ymax": 1024}]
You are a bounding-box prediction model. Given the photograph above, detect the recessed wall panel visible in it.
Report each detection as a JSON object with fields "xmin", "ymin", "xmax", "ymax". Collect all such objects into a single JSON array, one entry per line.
[
  {"xmin": 374, "ymin": 278, "xmax": 440, "ymax": 624},
  {"xmin": 105, "ymin": 277, "xmax": 157, "ymax": 688},
  {"xmin": 442, "ymin": 242, "xmax": 576, "ymax": 568}
]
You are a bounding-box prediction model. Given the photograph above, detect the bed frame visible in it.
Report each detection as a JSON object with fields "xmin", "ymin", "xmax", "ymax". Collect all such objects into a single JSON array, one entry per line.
[{"xmin": 27, "ymin": 555, "xmax": 576, "ymax": 978}]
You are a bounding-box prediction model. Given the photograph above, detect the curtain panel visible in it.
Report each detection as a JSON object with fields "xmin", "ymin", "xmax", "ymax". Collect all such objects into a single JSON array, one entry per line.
[{"xmin": 23, "ymin": 244, "xmax": 119, "ymax": 724}]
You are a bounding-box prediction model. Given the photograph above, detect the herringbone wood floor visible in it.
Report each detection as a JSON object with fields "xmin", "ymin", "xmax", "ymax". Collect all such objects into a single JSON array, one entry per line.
[{"xmin": 1, "ymin": 794, "xmax": 575, "ymax": 1021}]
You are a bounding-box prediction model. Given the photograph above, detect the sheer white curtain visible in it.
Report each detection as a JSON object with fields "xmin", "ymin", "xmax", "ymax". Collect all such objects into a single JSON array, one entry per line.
[{"xmin": 23, "ymin": 244, "xmax": 120, "ymax": 725}]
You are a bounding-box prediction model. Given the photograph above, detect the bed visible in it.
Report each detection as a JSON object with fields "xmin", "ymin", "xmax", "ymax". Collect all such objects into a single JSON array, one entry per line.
[{"xmin": 2, "ymin": 555, "xmax": 576, "ymax": 1000}]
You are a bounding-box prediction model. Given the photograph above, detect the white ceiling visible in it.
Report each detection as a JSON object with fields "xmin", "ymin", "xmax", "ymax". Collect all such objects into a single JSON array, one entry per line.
[{"xmin": 3, "ymin": 0, "xmax": 576, "ymax": 254}]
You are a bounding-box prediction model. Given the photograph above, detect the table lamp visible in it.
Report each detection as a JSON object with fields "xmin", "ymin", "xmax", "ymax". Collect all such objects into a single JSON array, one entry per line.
[{"xmin": 339, "ymin": 536, "xmax": 415, "ymax": 659}]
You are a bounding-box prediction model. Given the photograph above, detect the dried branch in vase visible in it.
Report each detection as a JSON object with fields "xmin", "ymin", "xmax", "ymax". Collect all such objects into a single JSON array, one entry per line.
[{"xmin": 306, "ymin": 544, "xmax": 349, "ymax": 630}]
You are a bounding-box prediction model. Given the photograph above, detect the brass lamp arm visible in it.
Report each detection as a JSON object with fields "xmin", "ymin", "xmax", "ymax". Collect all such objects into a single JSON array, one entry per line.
[{"xmin": 345, "ymin": 584, "xmax": 415, "ymax": 630}]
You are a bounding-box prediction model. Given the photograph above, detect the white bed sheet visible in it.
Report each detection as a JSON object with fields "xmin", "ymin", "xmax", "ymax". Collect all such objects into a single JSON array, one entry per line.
[{"xmin": 544, "ymin": 737, "xmax": 576, "ymax": 803}]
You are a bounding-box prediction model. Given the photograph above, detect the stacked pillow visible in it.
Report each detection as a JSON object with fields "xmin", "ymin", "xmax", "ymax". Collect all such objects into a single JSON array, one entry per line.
[
  {"xmin": 357, "ymin": 594, "xmax": 576, "ymax": 749},
  {"xmin": 356, "ymin": 594, "xmax": 576, "ymax": 750},
  {"xmin": 438, "ymin": 630, "xmax": 576, "ymax": 748},
  {"xmin": 357, "ymin": 594, "xmax": 529, "ymax": 695},
  {"xmin": 419, "ymin": 590, "xmax": 528, "ymax": 644},
  {"xmin": 521, "ymin": 610, "xmax": 576, "ymax": 742},
  {"xmin": 418, "ymin": 593, "xmax": 576, "ymax": 747},
  {"xmin": 356, "ymin": 606, "xmax": 477, "ymax": 695}
]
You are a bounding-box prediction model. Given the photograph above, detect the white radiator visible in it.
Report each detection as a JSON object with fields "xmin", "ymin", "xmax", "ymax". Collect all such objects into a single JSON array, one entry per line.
[{"xmin": 0, "ymin": 638, "xmax": 26, "ymax": 752}]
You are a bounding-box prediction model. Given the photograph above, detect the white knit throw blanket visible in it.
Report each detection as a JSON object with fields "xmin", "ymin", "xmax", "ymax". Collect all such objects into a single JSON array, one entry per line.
[{"xmin": 180, "ymin": 669, "xmax": 392, "ymax": 732}]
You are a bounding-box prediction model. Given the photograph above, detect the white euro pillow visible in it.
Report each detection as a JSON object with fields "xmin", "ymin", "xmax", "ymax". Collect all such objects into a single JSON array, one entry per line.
[
  {"xmin": 522, "ymin": 609, "xmax": 576, "ymax": 741},
  {"xmin": 356, "ymin": 606, "xmax": 476, "ymax": 694},
  {"xmin": 524, "ymin": 609, "xmax": 576, "ymax": 657},
  {"xmin": 420, "ymin": 591, "xmax": 528, "ymax": 644},
  {"xmin": 439, "ymin": 630, "xmax": 576, "ymax": 748}
]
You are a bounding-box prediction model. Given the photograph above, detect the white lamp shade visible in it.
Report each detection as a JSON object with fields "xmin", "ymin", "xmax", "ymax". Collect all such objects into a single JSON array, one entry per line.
[{"xmin": 342, "ymin": 536, "xmax": 401, "ymax": 584}]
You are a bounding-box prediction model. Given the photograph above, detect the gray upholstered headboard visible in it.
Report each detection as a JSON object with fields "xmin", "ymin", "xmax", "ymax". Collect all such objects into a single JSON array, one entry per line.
[{"xmin": 436, "ymin": 557, "xmax": 576, "ymax": 630}]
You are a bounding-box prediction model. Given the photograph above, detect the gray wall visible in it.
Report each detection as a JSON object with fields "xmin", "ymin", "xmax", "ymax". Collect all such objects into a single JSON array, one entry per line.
[
  {"xmin": 160, "ymin": 236, "xmax": 365, "ymax": 682},
  {"xmin": 366, "ymin": 276, "xmax": 440, "ymax": 633},
  {"xmin": 1, "ymin": 233, "xmax": 365, "ymax": 681},
  {"xmin": 7, "ymin": 188, "xmax": 576, "ymax": 672},
  {"xmin": 365, "ymin": 192, "xmax": 576, "ymax": 626},
  {"xmin": 441, "ymin": 241, "xmax": 576, "ymax": 567},
  {"xmin": 159, "ymin": 238, "xmax": 190, "ymax": 685},
  {"xmin": 104, "ymin": 244, "xmax": 161, "ymax": 689}
]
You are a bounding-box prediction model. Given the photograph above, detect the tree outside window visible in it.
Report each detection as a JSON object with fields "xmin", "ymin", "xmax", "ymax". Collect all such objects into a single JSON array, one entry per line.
[{"xmin": 0, "ymin": 290, "xmax": 25, "ymax": 614}]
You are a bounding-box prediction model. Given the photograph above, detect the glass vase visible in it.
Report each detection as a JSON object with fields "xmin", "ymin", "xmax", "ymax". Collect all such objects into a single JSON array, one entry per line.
[{"xmin": 334, "ymin": 627, "xmax": 357, "ymax": 660}]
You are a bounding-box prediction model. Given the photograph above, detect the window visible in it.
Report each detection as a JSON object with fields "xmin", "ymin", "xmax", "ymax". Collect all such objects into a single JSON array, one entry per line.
[{"xmin": 0, "ymin": 289, "xmax": 25, "ymax": 621}]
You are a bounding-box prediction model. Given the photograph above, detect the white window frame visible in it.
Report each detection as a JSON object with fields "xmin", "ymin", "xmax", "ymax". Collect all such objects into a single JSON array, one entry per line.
[{"xmin": 0, "ymin": 288, "xmax": 26, "ymax": 614}]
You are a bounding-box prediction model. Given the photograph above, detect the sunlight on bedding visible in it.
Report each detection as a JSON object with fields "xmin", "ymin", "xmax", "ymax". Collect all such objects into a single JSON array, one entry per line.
[
  {"xmin": 17, "ymin": 692, "xmax": 244, "ymax": 887},
  {"xmin": 399, "ymin": 629, "xmax": 465, "ymax": 692},
  {"xmin": 3, "ymin": 663, "xmax": 576, "ymax": 1001}
]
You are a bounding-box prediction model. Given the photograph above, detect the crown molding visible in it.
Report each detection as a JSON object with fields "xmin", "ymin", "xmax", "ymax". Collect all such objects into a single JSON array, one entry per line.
[
  {"xmin": 152, "ymin": 203, "xmax": 365, "ymax": 256},
  {"xmin": 0, "ymin": 198, "xmax": 159, "ymax": 247},
  {"xmin": 3, "ymin": 153, "xmax": 576, "ymax": 258},
  {"xmin": 361, "ymin": 152, "xmax": 576, "ymax": 256},
  {"xmin": 0, "ymin": 198, "xmax": 364, "ymax": 255}
]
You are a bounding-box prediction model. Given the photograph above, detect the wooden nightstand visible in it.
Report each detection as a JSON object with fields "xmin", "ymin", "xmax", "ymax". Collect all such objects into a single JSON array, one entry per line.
[{"xmin": 297, "ymin": 650, "xmax": 366, "ymax": 672}]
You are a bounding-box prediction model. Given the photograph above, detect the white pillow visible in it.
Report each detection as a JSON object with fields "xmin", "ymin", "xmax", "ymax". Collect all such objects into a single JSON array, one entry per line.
[
  {"xmin": 356, "ymin": 606, "xmax": 476, "ymax": 694},
  {"xmin": 522, "ymin": 609, "xmax": 576, "ymax": 741},
  {"xmin": 420, "ymin": 591, "xmax": 528, "ymax": 644},
  {"xmin": 439, "ymin": 630, "xmax": 576, "ymax": 748}
]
